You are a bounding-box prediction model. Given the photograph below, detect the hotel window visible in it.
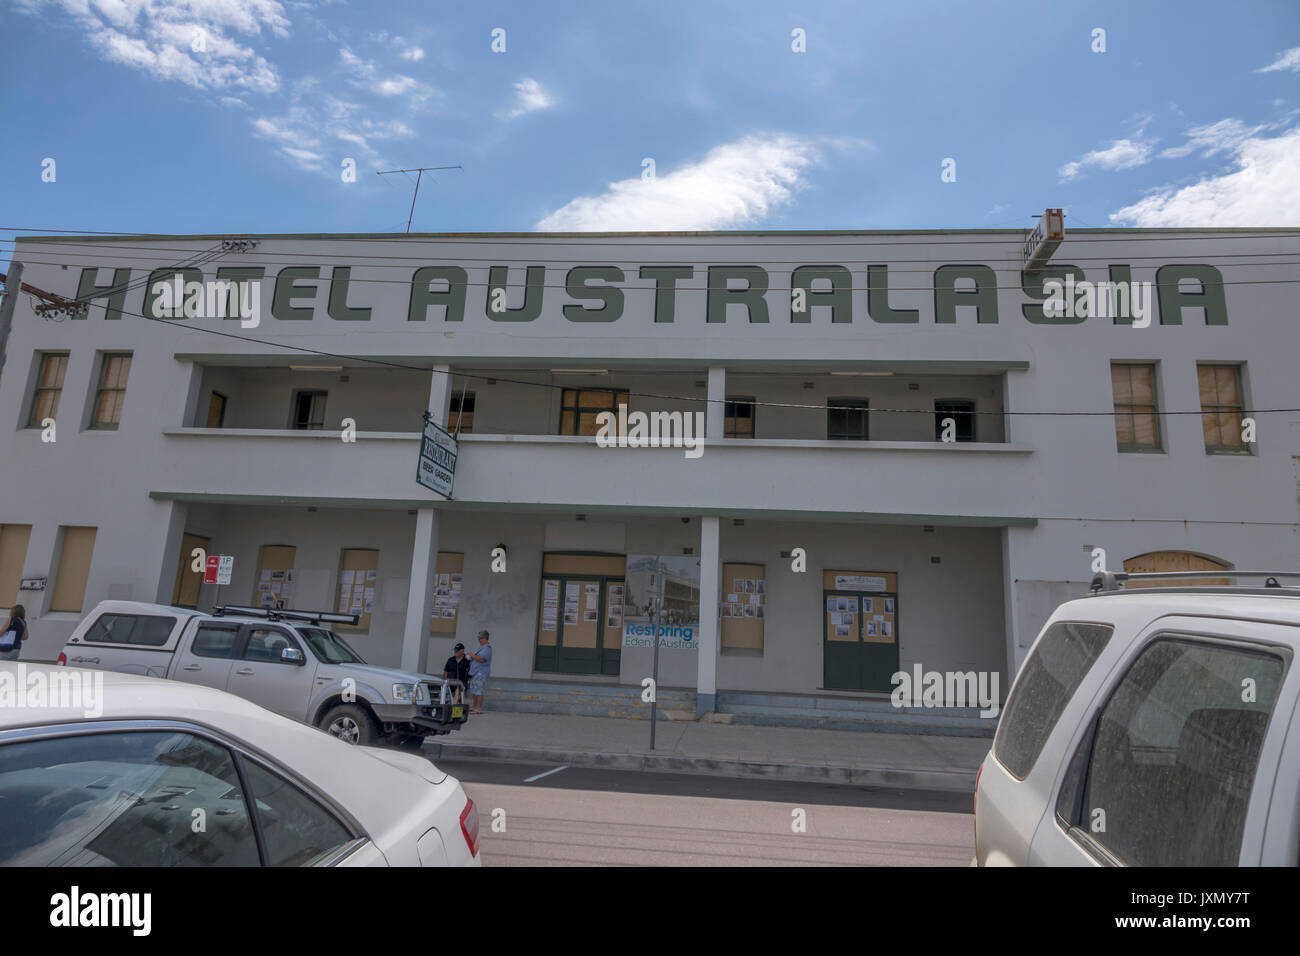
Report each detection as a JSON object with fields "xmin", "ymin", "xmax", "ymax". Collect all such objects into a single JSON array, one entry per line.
[
  {"xmin": 205, "ymin": 391, "xmax": 227, "ymax": 428},
  {"xmin": 827, "ymin": 399, "xmax": 869, "ymax": 441},
  {"xmin": 559, "ymin": 388, "xmax": 628, "ymax": 436},
  {"xmin": 934, "ymin": 400, "xmax": 975, "ymax": 442},
  {"xmin": 724, "ymin": 398, "xmax": 755, "ymax": 438},
  {"xmin": 27, "ymin": 352, "xmax": 69, "ymax": 427},
  {"xmin": 0, "ymin": 525, "xmax": 33, "ymax": 608},
  {"xmin": 1198, "ymin": 364, "xmax": 1248, "ymax": 454},
  {"xmin": 291, "ymin": 390, "xmax": 328, "ymax": 430},
  {"xmin": 90, "ymin": 353, "xmax": 132, "ymax": 430},
  {"xmin": 1111, "ymin": 364, "xmax": 1161, "ymax": 452},
  {"xmin": 51, "ymin": 526, "xmax": 97, "ymax": 613},
  {"xmin": 448, "ymin": 392, "xmax": 475, "ymax": 434}
]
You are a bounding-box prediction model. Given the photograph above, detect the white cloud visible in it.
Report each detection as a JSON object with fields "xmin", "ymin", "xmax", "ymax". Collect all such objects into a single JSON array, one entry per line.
[
  {"xmin": 1257, "ymin": 45, "xmax": 1300, "ymax": 72},
  {"xmin": 1160, "ymin": 118, "xmax": 1264, "ymax": 159},
  {"xmin": 1110, "ymin": 126, "xmax": 1300, "ymax": 226},
  {"xmin": 535, "ymin": 134, "xmax": 821, "ymax": 231},
  {"xmin": 1059, "ymin": 137, "xmax": 1154, "ymax": 182},
  {"xmin": 503, "ymin": 77, "xmax": 554, "ymax": 118},
  {"xmin": 339, "ymin": 46, "xmax": 432, "ymax": 102},
  {"xmin": 23, "ymin": 0, "xmax": 287, "ymax": 92},
  {"xmin": 399, "ymin": 45, "xmax": 424, "ymax": 62}
]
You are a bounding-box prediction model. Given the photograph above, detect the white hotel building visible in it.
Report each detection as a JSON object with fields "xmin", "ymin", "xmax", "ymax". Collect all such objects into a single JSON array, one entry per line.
[{"xmin": 0, "ymin": 227, "xmax": 1296, "ymax": 718}]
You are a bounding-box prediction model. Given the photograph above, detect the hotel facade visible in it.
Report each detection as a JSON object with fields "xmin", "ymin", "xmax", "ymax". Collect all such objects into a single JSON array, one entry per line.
[{"xmin": 1, "ymin": 226, "xmax": 1296, "ymax": 715}]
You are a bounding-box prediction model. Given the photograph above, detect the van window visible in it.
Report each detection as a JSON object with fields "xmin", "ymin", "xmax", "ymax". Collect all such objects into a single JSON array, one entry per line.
[
  {"xmin": 994, "ymin": 622, "xmax": 1113, "ymax": 779},
  {"xmin": 1071, "ymin": 637, "xmax": 1284, "ymax": 866},
  {"xmin": 81, "ymin": 613, "xmax": 176, "ymax": 647}
]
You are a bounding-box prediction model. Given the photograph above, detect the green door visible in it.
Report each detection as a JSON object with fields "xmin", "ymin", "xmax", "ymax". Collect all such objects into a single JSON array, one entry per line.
[
  {"xmin": 535, "ymin": 574, "xmax": 623, "ymax": 675},
  {"xmin": 822, "ymin": 587, "xmax": 899, "ymax": 692}
]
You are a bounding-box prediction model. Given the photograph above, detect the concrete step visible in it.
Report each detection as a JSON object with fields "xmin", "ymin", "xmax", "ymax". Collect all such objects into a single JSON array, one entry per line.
[{"xmin": 716, "ymin": 690, "xmax": 995, "ymax": 737}]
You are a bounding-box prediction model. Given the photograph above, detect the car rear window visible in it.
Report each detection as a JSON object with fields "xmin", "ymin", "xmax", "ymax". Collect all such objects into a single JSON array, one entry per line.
[
  {"xmin": 81, "ymin": 613, "xmax": 177, "ymax": 647},
  {"xmin": 994, "ymin": 621, "xmax": 1114, "ymax": 779}
]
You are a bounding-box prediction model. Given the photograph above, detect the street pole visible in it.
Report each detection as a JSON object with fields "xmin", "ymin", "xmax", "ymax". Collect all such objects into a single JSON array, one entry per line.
[
  {"xmin": 648, "ymin": 561, "xmax": 665, "ymax": 750},
  {"xmin": 0, "ymin": 261, "xmax": 22, "ymax": 387}
]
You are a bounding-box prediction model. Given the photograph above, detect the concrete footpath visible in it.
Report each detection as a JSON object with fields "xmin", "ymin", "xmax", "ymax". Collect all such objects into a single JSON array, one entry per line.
[{"xmin": 425, "ymin": 710, "xmax": 989, "ymax": 792}]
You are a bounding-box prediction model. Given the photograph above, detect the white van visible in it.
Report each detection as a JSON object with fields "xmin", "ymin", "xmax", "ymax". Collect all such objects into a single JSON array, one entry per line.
[{"xmin": 976, "ymin": 571, "xmax": 1300, "ymax": 866}]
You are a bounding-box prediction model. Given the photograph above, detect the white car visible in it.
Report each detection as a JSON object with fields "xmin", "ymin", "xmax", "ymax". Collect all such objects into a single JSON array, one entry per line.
[
  {"xmin": 0, "ymin": 663, "xmax": 480, "ymax": 866},
  {"xmin": 976, "ymin": 571, "xmax": 1300, "ymax": 866}
]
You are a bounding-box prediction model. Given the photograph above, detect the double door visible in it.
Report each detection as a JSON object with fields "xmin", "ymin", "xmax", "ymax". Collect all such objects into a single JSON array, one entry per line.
[
  {"xmin": 822, "ymin": 570, "xmax": 899, "ymax": 692},
  {"xmin": 535, "ymin": 553, "xmax": 627, "ymax": 675}
]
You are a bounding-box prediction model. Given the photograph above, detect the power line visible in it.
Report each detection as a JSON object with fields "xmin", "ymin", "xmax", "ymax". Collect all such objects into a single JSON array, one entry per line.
[
  {"xmin": 6, "ymin": 249, "xmax": 1300, "ymax": 293},
  {"xmin": 47, "ymin": 292, "xmax": 1300, "ymax": 421},
  {"xmin": 6, "ymin": 236, "xmax": 1300, "ymax": 271},
  {"xmin": 5, "ymin": 224, "xmax": 1299, "ymax": 248}
]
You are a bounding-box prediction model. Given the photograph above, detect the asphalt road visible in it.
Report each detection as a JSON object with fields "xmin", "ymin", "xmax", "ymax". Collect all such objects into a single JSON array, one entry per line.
[{"xmin": 437, "ymin": 758, "xmax": 975, "ymax": 866}]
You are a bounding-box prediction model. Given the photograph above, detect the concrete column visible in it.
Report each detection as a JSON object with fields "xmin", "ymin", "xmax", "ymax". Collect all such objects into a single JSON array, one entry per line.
[
  {"xmin": 706, "ymin": 366, "xmax": 725, "ymax": 438},
  {"xmin": 400, "ymin": 364, "xmax": 455, "ymax": 673},
  {"xmin": 402, "ymin": 507, "xmax": 440, "ymax": 673},
  {"xmin": 429, "ymin": 363, "xmax": 453, "ymax": 425},
  {"xmin": 153, "ymin": 501, "xmax": 191, "ymax": 604},
  {"xmin": 696, "ymin": 515, "xmax": 721, "ymax": 716}
]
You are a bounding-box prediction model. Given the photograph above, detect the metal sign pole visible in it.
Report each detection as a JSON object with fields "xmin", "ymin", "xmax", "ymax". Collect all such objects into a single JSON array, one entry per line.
[{"xmin": 649, "ymin": 562, "xmax": 665, "ymax": 750}]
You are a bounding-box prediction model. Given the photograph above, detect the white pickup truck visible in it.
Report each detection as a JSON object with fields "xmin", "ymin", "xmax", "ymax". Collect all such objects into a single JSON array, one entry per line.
[{"xmin": 56, "ymin": 601, "xmax": 468, "ymax": 747}]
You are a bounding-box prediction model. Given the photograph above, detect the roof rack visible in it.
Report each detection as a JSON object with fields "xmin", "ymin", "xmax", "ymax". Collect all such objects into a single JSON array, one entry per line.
[
  {"xmin": 1089, "ymin": 571, "xmax": 1300, "ymax": 593},
  {"xmin": 212, "ymin": 605, "xmax": 360, "ymax": 626}
]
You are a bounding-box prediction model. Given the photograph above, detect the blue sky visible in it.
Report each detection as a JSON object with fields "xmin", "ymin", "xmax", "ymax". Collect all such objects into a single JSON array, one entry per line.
[{"xmin": 2, "ymin": 0, "xmax": 1298, "ymax": 238}]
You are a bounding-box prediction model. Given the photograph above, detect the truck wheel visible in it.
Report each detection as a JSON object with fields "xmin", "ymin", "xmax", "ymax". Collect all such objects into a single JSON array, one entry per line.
[{"xmin": 319, "ymin": 704, "xmax": 378, "ymax": 746}]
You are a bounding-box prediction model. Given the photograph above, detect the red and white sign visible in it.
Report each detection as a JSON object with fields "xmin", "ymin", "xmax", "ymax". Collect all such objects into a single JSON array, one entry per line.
[{"xmin": 204, "ymin": 555, "xmax": 234, "ymax": 585}]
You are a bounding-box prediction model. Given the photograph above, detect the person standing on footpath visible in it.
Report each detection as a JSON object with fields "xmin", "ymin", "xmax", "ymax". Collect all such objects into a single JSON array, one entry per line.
[{"xmin": 467, "ymin": 629, "xmax": 492, "ymax": 714}]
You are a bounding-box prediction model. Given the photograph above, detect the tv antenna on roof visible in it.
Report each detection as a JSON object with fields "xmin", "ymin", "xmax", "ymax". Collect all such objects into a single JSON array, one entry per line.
[{"xmin": 375, "ymin": 163, "xmax": 463, "ymax": 232}]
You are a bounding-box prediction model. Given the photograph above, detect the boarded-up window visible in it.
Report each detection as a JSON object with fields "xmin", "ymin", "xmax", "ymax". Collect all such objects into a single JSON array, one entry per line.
[
  {"xmin": 51, "ymin": 527, "xmax": 97, "ymax": 613},
  {"xmin": 205, "ymin": 392, "xmax": 227, "ymax": 427},
  {"xmin": 92, "ymin": 353, "xmax": 132, "ymax": 429},
  {"xmin": 1112, "ymin": 364, "xmax": 1160, "ymax": 451},
  {"xmin": 448, "ymin": 392, "xmax": 474, "ymax": 434},
  {"xmin": 171, "ymin": 533, "xmax": 211, "ymax": 609},
  {"xmin": 0, "ymin": 525, "xmax": 33, "ymax": 609},
  {"xmin": 724, "ymin": 398, "xmax": 755, "ymax": 438},
  {"xmin": 1123, "ymin": 551, "xmax": 1230, "ymax": 588},
  {"xmin": 430, "ymin": 552, "xmax": 465, "ymax": 634},
  {"xmin": 337, "ymin": 548, "xmax": 378, "ymax": 629},
  {"xmin": 1198, "ymin": 364, "xmax": 1246, "ymax": 452},
  {"xmin": 253, "ymin": 545, "xmax": 296, "ymax": 609},
  {"xmin": 28, "ymin": 352, "xmax": 68, "ymax": 427},
  {"xmin": 721, "ymin": 562, "xmax": 765, "ymax": 651}
]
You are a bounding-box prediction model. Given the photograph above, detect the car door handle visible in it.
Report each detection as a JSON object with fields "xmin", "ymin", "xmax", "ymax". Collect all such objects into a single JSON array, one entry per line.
[
  {"xmin": 234, "ymin": 667, "xmax": 255, "ymax": 675},
  {"xmin": 71, "ymin": 656, "xmax": 100, "ymax": 664},
  {"xmin": 181, "ymin": 664, "xmax": 202, "ymax": 671}
]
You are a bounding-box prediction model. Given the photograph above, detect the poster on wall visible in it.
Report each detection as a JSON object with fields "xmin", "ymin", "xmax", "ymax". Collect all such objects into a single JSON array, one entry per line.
[{"xmin": 622, "ymin": 554, "xmax": 701, "ymax": 650}]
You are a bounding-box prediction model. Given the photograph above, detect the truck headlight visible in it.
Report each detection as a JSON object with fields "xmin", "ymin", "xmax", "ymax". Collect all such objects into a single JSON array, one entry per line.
[{"xmin": 392, "ymin": 682, "xmax": 417, "ymax": 703}]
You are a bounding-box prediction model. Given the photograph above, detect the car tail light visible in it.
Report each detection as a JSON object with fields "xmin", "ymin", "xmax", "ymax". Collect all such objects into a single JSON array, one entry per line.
[
  {"xmin": 56, "ymin": 652, "xmax": 67, "ymax": 666},
  {"xmin": 460, "ymin": 798, "xmax": 479, "ymax": 857}
]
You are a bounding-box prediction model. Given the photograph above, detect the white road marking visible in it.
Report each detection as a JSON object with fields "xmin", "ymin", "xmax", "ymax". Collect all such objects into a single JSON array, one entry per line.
[{"xmin": 523, "ymin": 765, "xmax": 569, "ymax": 783}]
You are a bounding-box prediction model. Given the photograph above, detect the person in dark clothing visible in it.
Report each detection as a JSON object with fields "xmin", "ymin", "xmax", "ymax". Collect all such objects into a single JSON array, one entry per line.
[
  {"xmin": 0, "ymin": 605, "xmax": 26, "ymax": 662},
  {"xmin": 442, "ymin": 642, "xmax": 470, "ymax": 703}
]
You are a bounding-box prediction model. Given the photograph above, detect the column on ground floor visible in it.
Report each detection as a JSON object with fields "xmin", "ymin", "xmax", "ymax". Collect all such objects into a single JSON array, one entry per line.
[
  {"xmin": 696, "ymin": 515, "xmax": 721, "ymax": 716},
  {"xmin": 401, "ymin": 363, "xmax": 455, "ymax": 673}
]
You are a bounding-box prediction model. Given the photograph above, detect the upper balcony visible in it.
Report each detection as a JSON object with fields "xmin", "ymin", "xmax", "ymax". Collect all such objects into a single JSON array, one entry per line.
[{"xmin": 154, "ymin": 360, "xmax": 1034, "ymax": 523}]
